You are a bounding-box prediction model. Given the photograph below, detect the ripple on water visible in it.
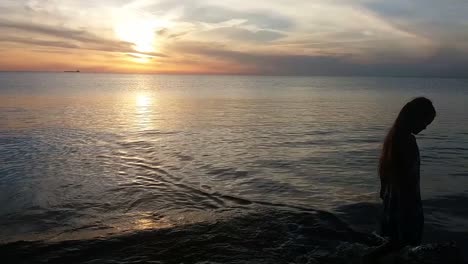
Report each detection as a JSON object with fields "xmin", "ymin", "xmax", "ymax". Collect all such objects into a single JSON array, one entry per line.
[{"xmin": 1, "ymin": 75, "xmax": 468, "ymax": 254}]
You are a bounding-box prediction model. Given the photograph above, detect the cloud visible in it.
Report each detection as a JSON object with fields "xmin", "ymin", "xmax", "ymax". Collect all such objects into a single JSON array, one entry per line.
[
  {"xmin": 0, "ymin": 36, "xmax": 80, "ymax": 49},
  {"xmin": 157, "ymin": 28, "xmax": 168, "ymax": 36},
  {"xmin": 1, "ymin": 0, "xmax": 468, "ymax": 76},
  {"xmin": 364, "ymin": 0, "xmax": 468, "ymax": 47},
  {"xmin": 147, "ymin": 0, "xmax": 294, "ymax": 31},
  {"xmin": 126, "ymin": 53, "xmax": 154, "ymax": 61},
  {"xmin": 171, "ymin": 41, "xmax": 468, "ymax": 77},
  {"xmin": 202, "ymin": 27, "xmax": 286, "ymax": 42},
  {"xmin": 0, "ymin": 19, "xmax": 93, "ymax": 42},
  {"xmin": 0, "ymin": 19, "xmax": 166, "ymax": 57},
  {"xmin": 181, "ymin": 4, "xmax": 293, "ymax": 30},
  {"xmin": 150, "ymin": 1, "xmax": 437, "ymax": 60}
]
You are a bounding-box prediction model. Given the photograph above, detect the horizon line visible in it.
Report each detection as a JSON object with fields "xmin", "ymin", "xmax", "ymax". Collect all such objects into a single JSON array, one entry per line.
[{"xmin": 1, "ymin": 70, "xmax": 468, "ymax": 79}]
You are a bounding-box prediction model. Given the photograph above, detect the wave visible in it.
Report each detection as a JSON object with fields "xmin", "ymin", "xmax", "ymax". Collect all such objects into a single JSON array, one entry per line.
[{"xmin": 1, "ymin": 205, "xmax": 463, "ymax": 264}]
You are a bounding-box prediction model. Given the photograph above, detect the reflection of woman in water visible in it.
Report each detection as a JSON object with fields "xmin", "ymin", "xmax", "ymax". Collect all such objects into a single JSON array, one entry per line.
[{"xmin": 365, "ymin": 97, "xmax": 436, "ymax": 262}]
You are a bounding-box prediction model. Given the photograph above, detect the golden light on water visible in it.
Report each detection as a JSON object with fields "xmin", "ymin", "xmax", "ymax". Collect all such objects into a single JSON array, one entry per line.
[
  {"xmin": 136, "ymin": 93, "xmax": 152, "ymax": 107},
  {"xmin": 133, "ymin": 218, "xmax": 172, "ymax": 230},
  {"xmin": 134, "ymin": 92, "xmax": 156, "ymax": 131}
]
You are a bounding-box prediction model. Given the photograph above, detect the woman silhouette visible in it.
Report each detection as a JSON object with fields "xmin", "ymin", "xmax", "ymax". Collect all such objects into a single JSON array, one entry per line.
[{"xmin": 364, "ymin": 97, "xmax": 436, "ymax": 262}]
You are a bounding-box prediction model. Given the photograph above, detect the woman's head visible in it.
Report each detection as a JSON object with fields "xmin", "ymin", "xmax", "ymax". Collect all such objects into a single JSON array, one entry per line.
[
  {"xmin": 379, "ymin": 97, "xmax": 436, "ymax": 181},
  {"xmin": 393, "ymin": 97, "xmax": 436, "ymax": 135}
]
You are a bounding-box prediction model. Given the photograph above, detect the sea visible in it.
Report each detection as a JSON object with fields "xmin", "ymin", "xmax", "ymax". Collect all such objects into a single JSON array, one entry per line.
[{"xmin": 0, "ymin": 73, "xmax": 467, "ymax": 263}]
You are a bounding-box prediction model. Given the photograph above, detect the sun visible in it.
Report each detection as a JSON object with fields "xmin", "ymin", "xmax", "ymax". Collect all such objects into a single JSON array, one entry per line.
[
  {"xmin": 114, "ymin": 15, "xmax": 169, "ymax": 53},
  {"xmin": 115, "ymin": 19, "xmax": 155, "ymax": 53},
  {"xmin": 115, "ymin": 19, "xmax": 156, "ymax": 53}
]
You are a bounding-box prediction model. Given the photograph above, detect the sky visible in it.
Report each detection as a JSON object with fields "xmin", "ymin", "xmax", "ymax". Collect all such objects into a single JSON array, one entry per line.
[{"xmin": 1, "ymin": 0, "xmax": 468, "ymax": 76}]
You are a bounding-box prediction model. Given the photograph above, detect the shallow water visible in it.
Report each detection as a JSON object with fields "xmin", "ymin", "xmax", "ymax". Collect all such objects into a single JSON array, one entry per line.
[
  {"xmin": 0, "ymin": 206, "xmax": 381, "ymax": 264},
  {"xmin": 0, "ymin": 73, "xmax": 467, "ymax": 260}
]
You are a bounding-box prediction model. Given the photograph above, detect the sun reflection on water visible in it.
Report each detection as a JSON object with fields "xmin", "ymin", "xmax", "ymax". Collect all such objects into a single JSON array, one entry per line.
[
  {"xmin": 133, "ymin": 218, "xmax": 173, "ymax": 230},
  {"xmin": 136, "ymin": 93, "xmax": 152, "ymax": 107},
  {"xmin": 134, "ymin": 92, "xmax": 155, "ymax": 131}
]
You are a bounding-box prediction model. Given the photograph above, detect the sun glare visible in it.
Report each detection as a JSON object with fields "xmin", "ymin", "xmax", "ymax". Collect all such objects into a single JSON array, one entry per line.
[
  {"xmin": 134, "ymin": 93, "xmax": 155, "ymax": 130},
  {"xmin": 136, "ymin": 93, "xmax": 152, "ymax": 107},
  {"xmin": 115, "ymin": 19, "xmax": 156, "ymax": 52},
  {"xmin": 115, "ymin": 15, "xmax": 169, "ymax": 53}
]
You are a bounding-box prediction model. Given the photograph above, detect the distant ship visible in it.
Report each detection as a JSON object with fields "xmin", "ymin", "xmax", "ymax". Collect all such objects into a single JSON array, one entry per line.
[{"xmin": 64, "ymin": 70, "xmax": 80, "ymax": 72}]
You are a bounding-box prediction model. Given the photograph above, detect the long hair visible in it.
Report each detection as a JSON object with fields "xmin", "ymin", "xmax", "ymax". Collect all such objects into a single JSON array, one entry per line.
[{"xmin": 379, "ymin": 97, "xmax": 436, "ymax": 184}]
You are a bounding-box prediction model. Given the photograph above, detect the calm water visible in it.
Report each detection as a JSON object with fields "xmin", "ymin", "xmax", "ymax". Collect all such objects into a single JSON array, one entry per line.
[{"xmin": 0, "ymin": 73, "xmax": 467, "ymax": 262}]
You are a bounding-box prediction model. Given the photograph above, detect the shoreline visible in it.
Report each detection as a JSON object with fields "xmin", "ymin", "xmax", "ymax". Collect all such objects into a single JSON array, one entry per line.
[{"xmin": 1, "ymin": 203, "xmax": 465, "ymax": 264}]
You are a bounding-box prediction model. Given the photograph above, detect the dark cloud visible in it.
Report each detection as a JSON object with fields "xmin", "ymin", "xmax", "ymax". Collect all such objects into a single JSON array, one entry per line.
[
  {"xmin": 366, "ymin": 0, "xmax": 468, "ymax": 22},
  {"xmin": 0, "ymin": 19, "xmax": 93, "ymax": 42},
  {"xmin": 206, "ymin": 27, "xmax": 286, "ymax": 42},
  {"xmin": 126, "ymin": 53, "xmax": 153, "ymax": 60},
  {"xmin": 0, "ymin": 19, "xmax": 166, "ymax": 57},
  {"xmin": 365, "ymin": 0, "xmax": 468, "ymax": 43},
  {"xmin": 168, "ymin": 32, "xmax": 189, "ymax": 39},
  {"xmin": 174, "ymin": 41, "xmax": 468, "ymax": 77},
  {"xmin": 155, "ymin": 28, "xmax": 187, "ymax": 41},
  {"xmin": 155, "ymin": 27, "xmax": 189, "ymax": 39},
  {"xmin": 157, "ymin": 28, "xmax": 168, "ymax": 36},
  {"xmin": 0, "ymin": 36, "xmax": 80, "ymax": 49}
]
